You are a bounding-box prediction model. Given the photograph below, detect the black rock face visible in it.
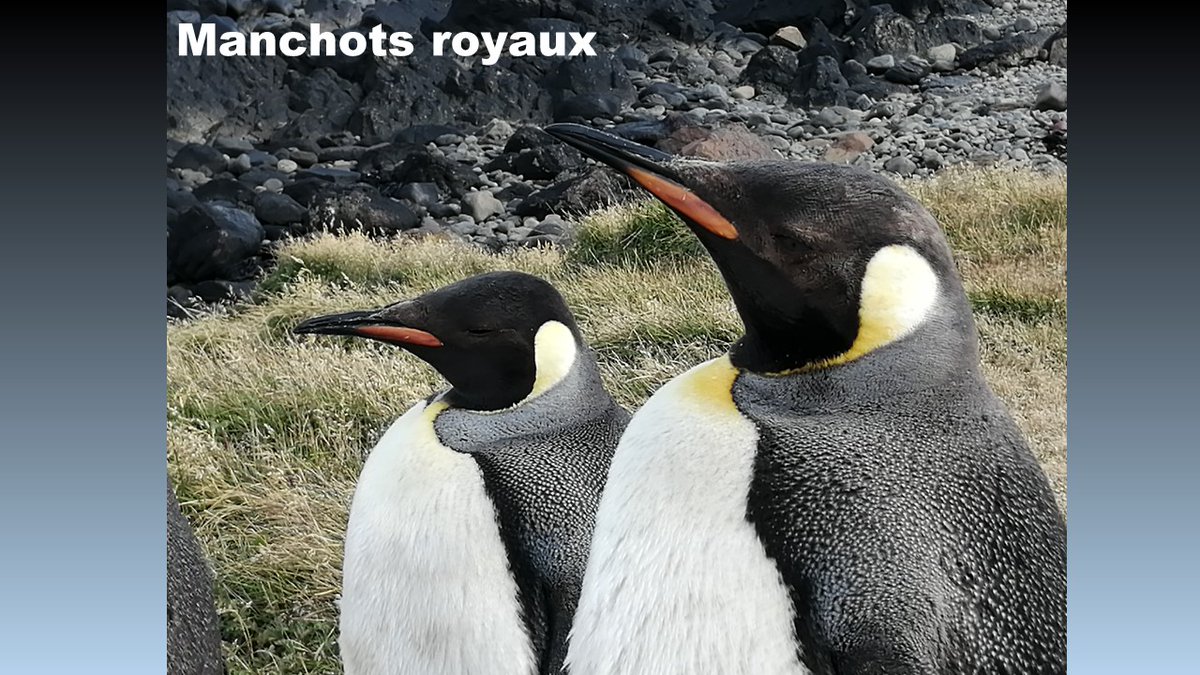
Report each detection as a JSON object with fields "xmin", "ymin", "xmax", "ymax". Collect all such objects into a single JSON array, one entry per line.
[{"xmin": 164, "ymin": 0, "xmax": 1066, "ymax": 316}]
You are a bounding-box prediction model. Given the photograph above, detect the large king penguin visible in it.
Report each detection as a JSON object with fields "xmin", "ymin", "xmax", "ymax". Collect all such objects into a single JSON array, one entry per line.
[
  {"xmin": 293, "ymin": 271, "xmax": 629, "ymax": 675},
  {"xmin": 545, "ymin": 124, "xmax": 1067, "ymax": 675}
]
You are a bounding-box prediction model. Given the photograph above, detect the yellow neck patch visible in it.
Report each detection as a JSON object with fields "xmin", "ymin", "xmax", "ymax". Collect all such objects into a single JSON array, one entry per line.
[
  {"xmin": 510, "ymin": 319, "xmax": 578, "ymax": 407},
  {"xmin": 786, "ymin": 244, "xmax": 940, "ymax": 374},
  {"xmin": 679, "ymin": 354, "xmax": 741, "ymax": 413}
]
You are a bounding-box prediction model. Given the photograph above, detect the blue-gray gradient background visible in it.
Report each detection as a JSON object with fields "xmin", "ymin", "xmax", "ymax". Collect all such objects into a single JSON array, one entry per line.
[{"xmin": 0, "ymin": 7, "xmax": 1196, "ymax": 674}]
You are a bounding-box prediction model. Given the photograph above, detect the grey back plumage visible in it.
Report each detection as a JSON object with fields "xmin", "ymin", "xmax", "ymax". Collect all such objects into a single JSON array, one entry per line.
[
  {"xmin": 167, "ymin": 483, "xmax": 226, "ymax": 675},
  {"xmin": 435, "ymin": 346, "xmax": 629, "ymax": 675}
]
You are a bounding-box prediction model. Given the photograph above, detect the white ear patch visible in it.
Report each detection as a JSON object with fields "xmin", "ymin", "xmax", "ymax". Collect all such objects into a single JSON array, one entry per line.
[
  {"xmin": 824, "ymin": 244, "xmax": 940, "ymax": 366},
  {"xmin": 523, "ymin": 320, "xmax": 578, "ymax": 403}
]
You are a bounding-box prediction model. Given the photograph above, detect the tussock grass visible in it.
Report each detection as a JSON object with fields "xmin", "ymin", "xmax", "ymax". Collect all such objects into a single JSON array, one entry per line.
[
  {"xmin": 569, "ymin": 200, "xmax": 703, "ymax": 266},
  {"xmin": 168, "ymin": 166, "xmax": 1067, "ymax": 674}
]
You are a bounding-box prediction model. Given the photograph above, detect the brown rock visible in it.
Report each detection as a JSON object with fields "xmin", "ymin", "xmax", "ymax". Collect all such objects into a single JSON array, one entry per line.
[{"xmin": 823, "ymin": 131, "xmax": 875, "ymax": 163}]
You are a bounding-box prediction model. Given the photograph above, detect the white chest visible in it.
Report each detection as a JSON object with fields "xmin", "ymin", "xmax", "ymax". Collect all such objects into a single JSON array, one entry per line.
[
  {"xmin": 565, "ymin": 357, "xmax": 811, "ymax": 675},
  {"xmin": 338, "ymin": 399, "xmax": 536, "ymax": 675}
]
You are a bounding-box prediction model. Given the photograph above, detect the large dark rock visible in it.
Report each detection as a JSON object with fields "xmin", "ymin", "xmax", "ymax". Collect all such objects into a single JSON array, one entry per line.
[
  {"xmin": 167, "ymin": 484, "xmax": 225, "ymax": 675},
  {"xmin": 381, "ymin": 147, "xmax": 482, "ymax": 198},
  {"xmin": 168, "ymin": 203, "xmax": 265, "ymax": 283},
  {"xmin": 547, "ymin": 52, "xmax": 637, "ymax": 121},
  {"xmin": 958, "ymin": 28, "xmax": 1054, "ymax": 70},
  {"xmin": 917, "ymin": 16, "xmax": 983, "ymax": 53},
  {"xmin": 485, "ymin": 144, "xmax": 587, "ymax": 180},
  {"xmin": 741, "ymin": 46, "xmax": 800, "ymax": 92},
  {"xmin": 848, "ymin": 6, "xmax": 919, "ymax": 61},
  {"xmin": 254, "ymin": 192, "xmax": 307, "ymax": 225},
  {"xmin": 793, "ymin": 54, "xmax": 851, "ymax": 106},
  {"xmin": 170, "ymin": 144, "xmax": 227, "ymax": 173},
  {"xmin": 503, "ymin": 126, "xmax": 560, "ymax": 154},
  {"xmin": 308, "ymin": 184, "xmax": 420, "ymax": 234},
  {"xmin": 193, "ymin": 177, "xmax": 256, "ymax": 205}
]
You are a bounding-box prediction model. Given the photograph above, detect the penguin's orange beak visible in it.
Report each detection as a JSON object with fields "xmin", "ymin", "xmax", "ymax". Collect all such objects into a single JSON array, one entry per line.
[
  {"xmin": 543, "ymin": 123, "xmax": 739, "ymax": 240},
  {"xmin": 293, "ymin": 310, "xmax": 444, "ymax": 348}
]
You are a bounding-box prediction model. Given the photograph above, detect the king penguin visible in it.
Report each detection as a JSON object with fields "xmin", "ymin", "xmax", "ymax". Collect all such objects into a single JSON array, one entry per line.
[
  {"xmin": 167, "ymin": 482, "xmax": 226, "ymax": 675},
  {"xmin": 544, "ymin": 123, "xmax": 1067, "ymax": 675},
  {"xmin": 292, "ymin": 270, "xmax": 629, "ymax": 675}
]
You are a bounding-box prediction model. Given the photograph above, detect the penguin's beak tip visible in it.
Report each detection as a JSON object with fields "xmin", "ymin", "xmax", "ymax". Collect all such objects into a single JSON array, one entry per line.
[{"xmin": 291, "ymin": 310, "xmax": 445, "ymax": 348}]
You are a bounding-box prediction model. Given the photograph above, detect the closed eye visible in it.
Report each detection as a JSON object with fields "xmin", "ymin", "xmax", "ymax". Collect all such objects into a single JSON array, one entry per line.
[{"xmin": 466, "ymin": 328, "xmax": 493, "ymax": 336}]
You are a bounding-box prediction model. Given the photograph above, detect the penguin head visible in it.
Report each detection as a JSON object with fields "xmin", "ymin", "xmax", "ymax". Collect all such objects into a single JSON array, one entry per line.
[
  {"xmin": 293, "ymin": 271, "xmax": 584, "ymax": 411},
  {"xmin": 544, "ymin": 123, "xmax": 971, "ymax": 375}
]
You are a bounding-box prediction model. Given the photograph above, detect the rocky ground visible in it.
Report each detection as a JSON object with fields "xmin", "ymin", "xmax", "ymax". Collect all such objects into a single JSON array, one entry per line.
[{"xmin": 166, "ymin": 0, "xmax": 1067, "ymax": 317}]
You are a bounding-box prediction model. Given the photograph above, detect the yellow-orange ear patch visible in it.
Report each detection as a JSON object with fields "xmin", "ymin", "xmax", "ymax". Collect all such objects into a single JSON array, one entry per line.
[{"xmin": 627, "ymin": 166, "xmax": 739, "ymax": 240}]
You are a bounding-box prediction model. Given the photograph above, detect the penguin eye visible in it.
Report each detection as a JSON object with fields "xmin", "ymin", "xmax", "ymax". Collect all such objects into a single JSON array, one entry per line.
[{"xmin": 466, "ymin": 328, "xmax": 493, "ymax": 336}]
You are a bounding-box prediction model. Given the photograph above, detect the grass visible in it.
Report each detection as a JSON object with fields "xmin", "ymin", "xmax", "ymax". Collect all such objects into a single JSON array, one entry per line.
[{"xmin": 167, "ymin": 166, "xmax": 1067, "ymax": 674}]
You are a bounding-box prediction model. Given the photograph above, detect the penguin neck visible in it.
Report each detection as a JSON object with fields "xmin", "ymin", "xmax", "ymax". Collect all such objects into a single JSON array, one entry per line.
[{"xmin": 732, "ymin": 244, "xmax": 957, "ymax": 377}]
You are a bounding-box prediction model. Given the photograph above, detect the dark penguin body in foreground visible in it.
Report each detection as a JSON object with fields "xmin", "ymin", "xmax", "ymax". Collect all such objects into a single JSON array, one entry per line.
[
  {"xmin": 167, "ymin": 483, "xmax": 226, "ymax": 675},
  {"xmin": 294, "ymin": 271, "xmax": 629, "ymax": 675},
  {"xmin": 547, "ymin": 123, "xmax": 1066, "ymax": 675}
]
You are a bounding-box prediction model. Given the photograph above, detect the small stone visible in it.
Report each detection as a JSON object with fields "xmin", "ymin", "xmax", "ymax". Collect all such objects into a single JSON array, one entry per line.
[
  {"xmin": 926, "ymin": 43, "xmax": 957, "ymax": 71},
  {"xmin": 824, "ymin": 132, "xmax": 875, "ymax": 163},
  {"xmin": 983, "ymin": 26, "xmax": 1002, "ymax": 41},
  {"xmin": 866, "ymin": 55, "xmax": 895, "ymax": 74},
  {"xmin": 213, "ymin": 137, "xmax": 255, "ymax": 155},
  {"xmin": 263, "ymin": 178, "xmax": 284, "ymax": 192},
  {"xmin": 480, "ymin": 119, "xmax": 514, "ymax": 144},
  {"xmin": 462, "ymin": 191, "xmax": 504, "ymax": 222},
  {"xmin": 884, "ymin": 156, "xmax": 917, "ymax": 176},
  {"xmin": 435, "ymin": 133, "xmax": 464, "ymax": 146},
  {"xmin": 289, "ymin": 149, "xmax": 318, "ymax": 167},
  {"xmin": 769, "ymin": 26, "xmax": 806, "ymax": 50},
  {"xmin": 230, "ymin": 153, "xmax": 253, "ymax": 174},
  {"xmin": 449, "ymin": 221, "xmax": 477, "ymax": 236},
  {"xmin": 920, "ymin": 149, "xmax": 945, "ymax": 169},
  {"xmin": 1013, "ymin": 17, "xmax": 1038, "ymax": 32},
  {"xmin": 811, "ymin": 107, "xmax": 845, "ymax": 128},
  {"xmin": 731, "ymin": 85, "xmax": 756, "ymax": 100},
  {"xmin": 885, "ymin": 57, "xmax": 930, "ymax": 85},
  {"xmin": 276, "ymin": 159, "xmax": 298, "ymax": 173},
  {"xmin": 1034, "ymin": 82, "xmax": 1067, "ymax": 111},
  {"xmin": 699, "ymin": 83, "xmax": 728, "ymax": 101},
  {"xmin": 428, "ymin": 203, "xmax": 460, "ymax": 218}
]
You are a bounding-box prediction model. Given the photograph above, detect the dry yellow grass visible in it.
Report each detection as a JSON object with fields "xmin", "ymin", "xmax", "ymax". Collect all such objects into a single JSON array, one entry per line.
[{"xmin": 168, "ymin": 166, "xmax": 1066, "ymax": 674}]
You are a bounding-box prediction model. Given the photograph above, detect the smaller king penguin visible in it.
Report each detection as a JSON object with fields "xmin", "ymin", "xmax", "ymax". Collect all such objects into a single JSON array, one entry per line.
[
  {"xmin": 167, "ymin": 482, "xmax": 226, "ymax": 675},
  {"xmin": 545, "ymin": 123, "xmax": 1067, "ymax": 675},
  {"xmin": 293, "ymin": 271, "xmax": 629, "ymax": 675}
]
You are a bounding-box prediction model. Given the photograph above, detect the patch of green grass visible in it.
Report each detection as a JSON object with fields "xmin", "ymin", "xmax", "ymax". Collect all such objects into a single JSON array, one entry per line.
[
  {"xmin": 569, "ymin": 200, "xmax": 704, "ymax": 266},
  {"xmin": 970, "ymin": 289, "xmax": 1066, "ymax": 323},
  {"xmin": 169, "ymin": 166, "xmax": 1067, "ymax": 674}
]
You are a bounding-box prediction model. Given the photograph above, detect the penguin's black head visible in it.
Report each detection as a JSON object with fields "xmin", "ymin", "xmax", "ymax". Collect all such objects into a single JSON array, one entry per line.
[
  {"xmin": 293, "ymin": 271, "xmax": 584, "ymax": 411},
  {"xmin": 544, "ymin": 123, "xmax": 970, "ymax": 374}
]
